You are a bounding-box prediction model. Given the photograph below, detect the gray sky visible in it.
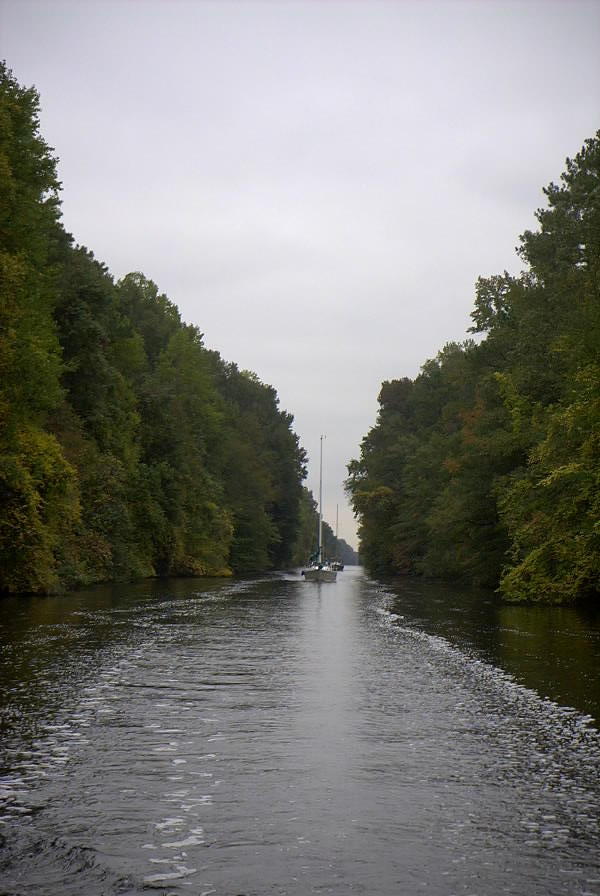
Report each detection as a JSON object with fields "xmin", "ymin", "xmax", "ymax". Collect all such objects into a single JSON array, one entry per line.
[{"xmin": 2, "ymin": 0, "xmax": 599, "ymax": 549}]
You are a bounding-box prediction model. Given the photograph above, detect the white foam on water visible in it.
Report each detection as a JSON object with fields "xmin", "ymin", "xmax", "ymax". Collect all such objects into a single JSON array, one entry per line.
[
  {"xmin": 371, "ymin": 595, "xmax": 600, "ymax": 851},
  {"xmin": 155, "ymin": 817, "xmax": 185, "ymax": 830},
  {"xmin": 143, "ymin": 864, "xmax": 197, "ymax": 884},
  {"xmin": 373, "ymin": 601, "xmax": 600, "ymax": 732},
  {"xmin": 161, "ymin": 833, "xmax": 205, "ymax": 848},
  {"xmin": 181, "ymin": 795, "xmax": 213, "ymax": 805}
]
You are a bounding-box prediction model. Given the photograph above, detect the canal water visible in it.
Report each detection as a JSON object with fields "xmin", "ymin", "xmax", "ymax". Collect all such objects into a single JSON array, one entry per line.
[{"xmin": 0, "ymin": 568, "xmax": 599, "ymax": 895}]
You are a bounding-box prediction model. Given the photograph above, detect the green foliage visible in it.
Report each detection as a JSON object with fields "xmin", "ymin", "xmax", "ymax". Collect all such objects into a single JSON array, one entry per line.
[
  {"xmin": 215, "ymin": 366, "xmax": 307, "ymax": 573},
  {"xmin": 348, "ymin": 131, "xmax": 600, "ymax": 605},
  {"xmin": 117, "ymin": 273, "xmax": 182, "ymax": 367},
  {"xmin": 0, "ymin": 426, "xmax": 79, "ymax": 592},
  {"xmin": 290, "ymin": 488, "xmax": 318, "ymax": 566},
  {"xmin": 55, "ymin": 246, "xmax": 140, "ymax": 462},
  {"xmin": 0, "ymin": 62, "xmax": 64, "ymax": 430},
  {"xmin": 499, "ymin": 365, "xmax": 600, "ymax": 603}
]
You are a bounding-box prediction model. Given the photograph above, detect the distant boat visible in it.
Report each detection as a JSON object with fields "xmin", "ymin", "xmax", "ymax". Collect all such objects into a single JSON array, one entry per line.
[
  {"xmin": 301, "ymin": 435, "xmax": 337, "ymax": 583},
  {"xmin": 330, "ymin": 505, "xmax": 344, "ymax": 571}
]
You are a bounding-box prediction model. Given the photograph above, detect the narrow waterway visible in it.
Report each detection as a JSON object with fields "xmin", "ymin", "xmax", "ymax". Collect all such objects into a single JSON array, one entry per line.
[{"xmin": 0, "ymin": 568, "xmax": 599, "ymax": 895}]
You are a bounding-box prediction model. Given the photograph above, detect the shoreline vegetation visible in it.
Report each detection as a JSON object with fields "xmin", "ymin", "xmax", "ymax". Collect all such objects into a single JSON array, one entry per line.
[
  {"xmin": 346, "ymin": 130, "xmax": 600, "ymax": 606},
  {"xmin": 0, "ymin": 62, "xmax": 357, "ymax": 595}
]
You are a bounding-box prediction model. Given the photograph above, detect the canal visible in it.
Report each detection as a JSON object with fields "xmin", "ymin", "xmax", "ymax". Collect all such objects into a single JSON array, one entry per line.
[{"xmin": 0, "ymin": 568, "xmax": 599, "ymax": 894}]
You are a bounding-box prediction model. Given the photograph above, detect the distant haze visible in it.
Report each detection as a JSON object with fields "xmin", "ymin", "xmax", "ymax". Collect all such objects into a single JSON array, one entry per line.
[{"xmin": 2, "ymin": 0, "xmax": 599, "ymax": 548}]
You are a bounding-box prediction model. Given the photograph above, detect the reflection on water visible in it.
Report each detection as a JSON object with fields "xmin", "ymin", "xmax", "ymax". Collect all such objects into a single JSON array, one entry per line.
[
  {"xmin": 0, "ymin": 569, "xmax": 599, "ymax": 895},
  {"xmin": 382, "ymin": 578, "xmax": 600, "ymax": 725}
]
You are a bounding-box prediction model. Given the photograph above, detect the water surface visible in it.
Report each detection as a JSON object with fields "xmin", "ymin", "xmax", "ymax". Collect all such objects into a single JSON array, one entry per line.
[{"xmin": 0, "ymin": 569, "xmax": 599, "ymax": 895}]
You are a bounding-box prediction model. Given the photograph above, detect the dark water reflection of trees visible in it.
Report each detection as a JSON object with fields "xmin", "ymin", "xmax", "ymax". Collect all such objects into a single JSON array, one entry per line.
[{"xmin": 385, "ymin": 578, "xmax": 600, "ymax": 725}]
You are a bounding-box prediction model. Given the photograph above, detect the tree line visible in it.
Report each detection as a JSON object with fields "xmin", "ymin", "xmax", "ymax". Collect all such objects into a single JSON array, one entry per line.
[
  {"xmin": 346, "ymin": 132, "xmax": 599, "ymax": 605},
  {"xmin": 0, "ymin": 63, "xmax": 335, "ymax": 593}
]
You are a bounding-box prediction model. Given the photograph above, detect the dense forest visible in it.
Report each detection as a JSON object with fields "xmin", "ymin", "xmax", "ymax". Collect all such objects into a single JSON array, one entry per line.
[
  {"xmin": 0, "ymin": 63, "xmax": 349, "ymax": 594},
  {"xmin": 347, "ymin": 132, "xmax": 599, "ymax": 605}
]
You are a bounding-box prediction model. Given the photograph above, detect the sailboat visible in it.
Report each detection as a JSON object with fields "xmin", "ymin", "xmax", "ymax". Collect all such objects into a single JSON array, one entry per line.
[
  {"xmin": 301, "ymin": 435, "xmax": 337, "ymax": 583},
  {"xmin": 330, "ymin": 504, "xmax": 344, "ymax": 572}
]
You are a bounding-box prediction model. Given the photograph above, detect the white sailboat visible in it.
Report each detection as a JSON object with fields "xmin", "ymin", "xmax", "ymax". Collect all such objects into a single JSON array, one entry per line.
[
  {"xmin": 330, "ymin": 504, "xmax": 344, "ymax": 571},
  {"xmin": 301, "ymin": 435, "xmax": 337, "ymax": 583}
]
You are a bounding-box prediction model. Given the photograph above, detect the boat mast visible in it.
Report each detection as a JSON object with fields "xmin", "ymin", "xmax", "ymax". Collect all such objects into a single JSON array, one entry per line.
[{"xmin": 318, "ymin": 434, "xmax": 324, "ymax": 564}]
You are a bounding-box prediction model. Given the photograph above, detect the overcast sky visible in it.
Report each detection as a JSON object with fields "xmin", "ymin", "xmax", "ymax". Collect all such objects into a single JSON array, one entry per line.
[{"xmin": 2, "ymin": 0, "xmax": 599, "ymax": 549}]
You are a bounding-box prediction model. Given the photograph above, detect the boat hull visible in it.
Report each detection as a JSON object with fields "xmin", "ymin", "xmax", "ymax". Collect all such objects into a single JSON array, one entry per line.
[{"xmin": 302, "ymin": 567, "xmax": 337, "ymax": 582}]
